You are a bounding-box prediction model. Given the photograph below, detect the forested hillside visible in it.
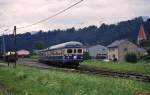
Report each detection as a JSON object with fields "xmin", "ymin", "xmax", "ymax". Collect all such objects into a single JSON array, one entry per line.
[{"xmin": 1, "ymin": 17, "xmax": 150, "ymax": 51}]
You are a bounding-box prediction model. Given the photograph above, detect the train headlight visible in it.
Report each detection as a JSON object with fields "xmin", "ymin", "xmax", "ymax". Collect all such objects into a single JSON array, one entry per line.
[{"xmin": 73, "ymin": 55, "xmax": 77, "ymax": 59}]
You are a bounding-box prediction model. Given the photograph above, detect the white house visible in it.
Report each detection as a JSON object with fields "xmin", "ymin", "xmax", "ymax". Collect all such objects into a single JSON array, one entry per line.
[
  {"xmin": 88, "ymin": 45, "xmax": 108, "ymax": 59},
  {"xmin": 17, "ymin": 49, "xmax": 30, "ymax": 57}
]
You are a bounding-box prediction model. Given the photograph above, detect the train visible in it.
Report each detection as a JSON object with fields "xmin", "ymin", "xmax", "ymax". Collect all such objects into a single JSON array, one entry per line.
[{"xmin": 38, "ymin": 41, "xmax": 85, "ymax": 67}]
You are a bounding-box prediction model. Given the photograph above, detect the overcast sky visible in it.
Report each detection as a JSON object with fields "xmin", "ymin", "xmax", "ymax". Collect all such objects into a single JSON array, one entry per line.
[{"xmin": 0, "ymin": 0, "xmax": 150, "ymax": 34}]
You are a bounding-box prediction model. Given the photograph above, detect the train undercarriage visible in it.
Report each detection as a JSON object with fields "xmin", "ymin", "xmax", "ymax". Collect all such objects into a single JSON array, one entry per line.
[{"xmin": 39, "ymin": 59, "xmax": 80, "ymax": 68}]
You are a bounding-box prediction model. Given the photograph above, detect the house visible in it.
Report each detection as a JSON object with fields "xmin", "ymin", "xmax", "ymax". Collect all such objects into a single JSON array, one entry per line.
[
  {"xmin": 88, "ymin": 45, "xmax": 108, "ymax": 59},
  {"xmin": 6, "ymin": 51, "xmax": 16, "ymax": 56},
  {"xmin": 17, "ymin": 49, "xmax": 30, "ymax": 57},
  {"xmin": 108, "ymin": 40, "xmax": 138, "ymax": 61},
  {"xmin": 138, "ymin": 48, "xmax": 147, "ymax": 57}
]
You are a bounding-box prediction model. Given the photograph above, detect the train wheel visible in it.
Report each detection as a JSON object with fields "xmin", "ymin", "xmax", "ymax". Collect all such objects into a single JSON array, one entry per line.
[
  {"xmin": 59, "ymin": 63, "xmax": 66, "ymax": 68},
  {"xmin": 38, "ymin": 60, "xmax": 44, "ymax": 63},
  {"xmin": 74, "ymin": 63, "xmax": 79, "ymax": 68}
]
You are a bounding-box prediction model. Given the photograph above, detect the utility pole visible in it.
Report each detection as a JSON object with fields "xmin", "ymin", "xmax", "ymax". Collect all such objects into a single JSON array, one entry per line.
[
  {"xmin": 2, "ymin": 32, "xmax": 6, "ymax": 60},
  {"xmin": 0, "ymin": 43, "xmax": 2, "ymax": 57},
  {"xmin": 13, "ymin": 26, "xmax": 17, "ymax": 67},
  {"xmin": 13, "ymin": 26, "xmax": 16, "ymax": 51}
]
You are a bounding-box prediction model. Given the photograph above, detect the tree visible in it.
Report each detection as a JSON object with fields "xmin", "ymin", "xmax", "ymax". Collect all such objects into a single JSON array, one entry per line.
[
  {"xmin": 147, "ymin": 49, "xmax": 150, "ymax": 55},
  {"xmin": 125, "ymin": 53, "xmax": 138, "ymax": 63},
  {"xmin": 83, "ymin": 52, "xmax": 91, "ymax": 60},
  {"xmin": 33, "ymin": 41, "xmax": 44, "ymax": 50}
]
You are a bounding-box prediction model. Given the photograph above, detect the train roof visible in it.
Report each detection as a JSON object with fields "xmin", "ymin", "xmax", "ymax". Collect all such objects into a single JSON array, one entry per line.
[{"xmin": 48, "ymin": 41, "xmax": 83, "ymax": 50}]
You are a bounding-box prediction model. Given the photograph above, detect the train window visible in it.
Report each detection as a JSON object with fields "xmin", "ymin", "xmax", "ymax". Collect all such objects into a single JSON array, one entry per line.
[
  {"xmin": 46, "ymin": 52, "xmax": 48, "ymax": 56},
  {"xmin": 74, "ymin": 49, "xmax": 77, "ymax": 53},
  {"xmin": 78, "ymin": 49, "xmax": 82, "ymax": 53},
  {"xmin": 67, "ymin": 49, "xmax": 73, "ymax": 53},
  {"xmin": 40, "ymin": 53, "xmax": 42, "ymax": 56},
  {"xmin": 48, "ymin": 51, "xmax": 51, "ymax": 55}
]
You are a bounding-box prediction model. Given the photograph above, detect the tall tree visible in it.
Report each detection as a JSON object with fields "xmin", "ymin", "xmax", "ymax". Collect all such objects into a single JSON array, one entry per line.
[{"xmin": 33, "ymin": 41, "xmax": 44, "ymax": 50}]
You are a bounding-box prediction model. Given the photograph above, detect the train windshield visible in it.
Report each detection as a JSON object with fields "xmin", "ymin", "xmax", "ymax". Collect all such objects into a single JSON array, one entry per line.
[{"xmin": 67, "ymin": 49, "xmax": 83, "ymax": 54}]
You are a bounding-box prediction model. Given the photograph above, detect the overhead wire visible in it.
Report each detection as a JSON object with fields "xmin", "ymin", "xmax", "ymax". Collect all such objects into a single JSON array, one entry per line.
[
  {"xmin": 0, "ymin": 0, "xmax": 84, "ymax": 52},
  {"xmin": 0, "ymin": 0, "xmax": 84, "ymax": 35},
  {"xmin": 17, "ymin": 0, "xmax": 84, "ymax": 30}
]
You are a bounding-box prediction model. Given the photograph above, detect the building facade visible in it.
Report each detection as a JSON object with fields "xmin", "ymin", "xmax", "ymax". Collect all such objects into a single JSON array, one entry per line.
[
  {"xmin": 108, "ymin": 40, "xmax": 138, "ymax": 61},
  {"xmin": 88, "ymin": 45, "xmax": 108, "ymax": 59}
]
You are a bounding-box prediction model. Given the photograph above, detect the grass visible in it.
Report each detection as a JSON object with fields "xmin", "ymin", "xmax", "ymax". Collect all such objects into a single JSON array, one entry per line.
[
  {"xmin": 28, "ymin": 55, "xmax": 39, "ymax": 59},
  {"xmin": 82, "ymin": 60, "xmax": 150, "ymax": 75},
  {"xmin": 0, "ymin": 63, "xmax": 150, "ymax": 95}
]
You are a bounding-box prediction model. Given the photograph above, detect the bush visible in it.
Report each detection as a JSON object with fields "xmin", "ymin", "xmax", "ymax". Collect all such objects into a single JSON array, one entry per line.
[
  {"xmin": 143, "ymin": 55, "xmax": 150, "ymax": 60},
  {"xmin": 96, "ymin": 55, "xmax": 106, "ymax": 59},
  {"xmin": 83, "ymin": 52, "xmax": 91, "ymax": 60},
  {"xmin": 15, "ymin": 71, "xmax": 27, "ymax": 80},
  {"xmin": 125, "ymin": 53, "xmax": 138, "ymax": 63},
  {"xmin": 147, "ymin": 49, "xmax": 150, "ymax": 55}
]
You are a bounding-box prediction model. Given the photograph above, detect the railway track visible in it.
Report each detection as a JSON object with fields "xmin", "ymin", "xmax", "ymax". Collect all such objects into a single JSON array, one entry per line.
[
  {"xmin": 78, "ymin": 65, "xmax": 150, "ymax": 82},
  {"xmin": 18, "ymin": 59, "xmax": 150, "ymax": 83}
]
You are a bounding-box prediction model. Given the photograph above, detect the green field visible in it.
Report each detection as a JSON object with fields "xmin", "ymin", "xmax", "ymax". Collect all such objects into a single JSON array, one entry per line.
[
  {"xmin": 0, "ymin": 63, "xmax": 150, "ymax": 95},
  {"xmin": 82, "ymin": 60, "xmax": 150, "ymax": 75}
]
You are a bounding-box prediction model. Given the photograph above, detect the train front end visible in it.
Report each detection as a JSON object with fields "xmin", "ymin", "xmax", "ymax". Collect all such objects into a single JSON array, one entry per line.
[
  {"xmin": 63, "ymin": 47, "xmax": 84, "ymax": 66},
  {"xmin": 38, "ymin": 41, "xmax": 86, "ymax": 67}
]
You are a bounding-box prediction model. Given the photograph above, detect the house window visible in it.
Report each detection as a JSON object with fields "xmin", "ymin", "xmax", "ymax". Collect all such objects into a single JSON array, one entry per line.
[
  {"xmin": 124, "ymin": 48, "xmax": 128, "ymax": 52},
  {"xmin": 110, "ymin": 48, "xmax": 116, "ymax": 51},
  {"xmin": 113, "ymin": 54, "xmax": 116, "ymax": 58},
  {"xmin": 112, "ymin": 54, "xmax": 117, "ymax": 61},
  {"xmin": 102, "ymin": 49, "xmax": 105, "ymax": 51}
]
